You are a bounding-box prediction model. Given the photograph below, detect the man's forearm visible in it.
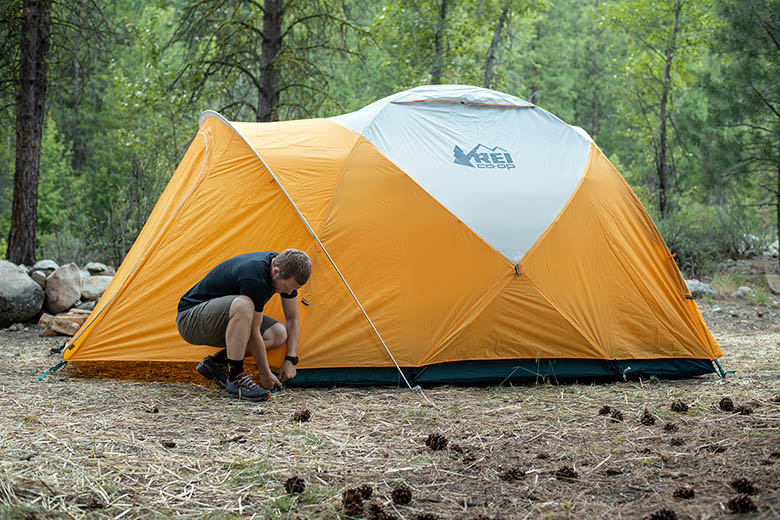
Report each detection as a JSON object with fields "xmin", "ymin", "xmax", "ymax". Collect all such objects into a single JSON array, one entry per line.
[
  {"xmin": 248, "ymin": 330, "xmax": 272, "ymax": 374},
  {"xmin": 285, "ymin": 317, "xmax": 300, "ymax": 357}
]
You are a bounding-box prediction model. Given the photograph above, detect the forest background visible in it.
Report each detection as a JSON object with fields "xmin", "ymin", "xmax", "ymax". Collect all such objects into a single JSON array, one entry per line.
[{"xmin": 0, "ymin": 0, "xmax": 778, "ymax": 278}]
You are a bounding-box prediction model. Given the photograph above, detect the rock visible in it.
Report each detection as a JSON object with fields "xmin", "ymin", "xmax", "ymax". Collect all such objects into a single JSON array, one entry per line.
[
  {"xmin": 736, "ymin": 260, "xmax": 754, "ymax": 274},
  {"xmin": 45, "ymin": 263, "xmax": 82, "ymax": 314},
  {"xmin": 8, "ymin": 323, "xmax": 24, "ymax": 331},
  {"xmin": 731, "ymin": 286, "xmax": 752, "ymax": 298},
  {"xmin": 685, "ymin": 279, "xmax": 717, "ymax": 298},
  {"xmin": 85, "ymin": 262, "xmax": 112, "ymax": 275},
  {"xmin": 31, "ymin": 270, "xmax": 47, "ymax": 289},
  {"xmin": 767, "ymin": 274, "xmax": 780, "ymax": 294},
  {"xmin": 76, "ymin": 300, "xmax": 96, "ymax": 311},
  {"xmin": 0, "ymin": 260, "xmax": 45, "ymax": 326},
  {"xmin": 32, "ymin": 259, "xmax": 58, "ymax": 273},
  {"xmin": 80, "ymin": 275, "xmax": 112, "ymax": 301},
  {"xmin": 765, "ymin": 240, "xmax": 779, "ymax": 257}
]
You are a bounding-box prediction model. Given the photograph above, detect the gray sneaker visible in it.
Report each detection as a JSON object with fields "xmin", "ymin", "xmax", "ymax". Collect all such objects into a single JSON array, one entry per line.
[
  {"xmin": 226, "ymin": 372, "xmax": 271, "ymax": 402},
  {"xmin": 196, "ymin": 355, "xmax": 228, "ymax": 389}
]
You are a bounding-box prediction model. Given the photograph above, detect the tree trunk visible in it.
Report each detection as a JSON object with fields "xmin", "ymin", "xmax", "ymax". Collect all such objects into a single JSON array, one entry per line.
[
  {"xmin": 776, "ymin": 135, "xmax": 780, "ymax": 271},
  {"xmin": 529, "ymin": 23, "xmax": 541, "ymax": 104},
  {"xmin": 484, "ymin": 6, "xmax": 508, "ymax": 89},
  {"xmin": 431, "ymin": 0, "xmax": 447, "ymax": 84},
  {"xmin": 71, "ymin": 40, "xmax": 81, "ymax": 170},
  {"xmin": 656, "ymin": 1, "xmax": 681, "ymax": 217},
  {"xmin": 7, "ymin": 0, "xmax": 51, "ymax": 266},
  {"xmin": 257, "ymin": 0, "xmax": 283, "ymax": 122},
  {"xmin": 591, "ymin": 0, "xmax": 600, "ymax": 137}
]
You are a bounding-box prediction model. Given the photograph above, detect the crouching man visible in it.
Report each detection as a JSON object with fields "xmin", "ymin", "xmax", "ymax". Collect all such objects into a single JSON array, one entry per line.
[{"xmin": 176, "ymin": 249, "xmax": 311, "ymax": 401}]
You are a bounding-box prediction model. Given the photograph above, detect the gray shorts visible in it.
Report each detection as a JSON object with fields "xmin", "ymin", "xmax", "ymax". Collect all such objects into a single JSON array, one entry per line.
[{"xmin": 176, "ymin": 295, "xmax": 280, "ymax": 347}]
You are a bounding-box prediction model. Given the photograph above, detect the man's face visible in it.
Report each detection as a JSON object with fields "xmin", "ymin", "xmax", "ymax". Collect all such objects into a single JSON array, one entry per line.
[{"xmin": 272, "ymin": 271, "xmax": 302, "ymax": 295}]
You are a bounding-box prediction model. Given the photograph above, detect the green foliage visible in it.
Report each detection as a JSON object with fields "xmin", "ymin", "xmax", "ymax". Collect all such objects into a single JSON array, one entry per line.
[
  {"xmin": 654, "ymin": 197, "xmax": 764, "ymax": 277},
  {"xmin": 0, "ymin": 0, "xmax": 777, "ymax": 270}
]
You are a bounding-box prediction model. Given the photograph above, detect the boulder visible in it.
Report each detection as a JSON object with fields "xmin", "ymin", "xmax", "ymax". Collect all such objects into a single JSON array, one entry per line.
[
  {"xmin": 685, "ymin": 279, "xmax": 718, "ymax": 298},
  {"xmin": 81, "ymin": 275, "xmax": 112, "ymax": 301},
  {"xmin": 85, "ymin": 262, "xmax": 112, "ymax": 275},
  {"xmin": 767, "ymin": 274, "xmax": 780, "ymax": 294},
  {"xmin": 0, "ymin": 260, "xmax": 45, "ymax": 326},
  {"xmin": 76, "ymin": 300, "xmax": 96, "ymax": 311},
  {"xmin": 31, "ymin": 270, "xmax": 47, "ymax": 289},
  {"xmin": 45, "ymin": 263, "xmax": 82, "ymax": 313},
  {"xmin": 731, "ymin": 286, "xmax": 752, "ymax": 298},
  {"xmin": 32, "ymin": 259, "xmax": 59, "ymax": 273}
]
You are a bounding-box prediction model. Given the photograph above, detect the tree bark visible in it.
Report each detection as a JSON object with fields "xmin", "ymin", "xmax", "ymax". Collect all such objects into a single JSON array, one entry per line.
[
  {"xmin": 656, "ymin": 1, "xmax": 681, "ymax": 217},
  {"xmin": 431, "ymin": 0, "xmax": 447, "ymax": 84},
  {"xmin": 529, "ymin": 22, "xmax": 542, "ymax": 104},
  {"xmin": 8, "ymin": 0, "xmax": 51, "ymax": 266},
  {"xmin": 591, "ymin": 0, "xmax": 600, "ymax": 137},
  {"xmin": 257, "ymin": 0, "xmax": 283, "ymax": 122},
  {"xmin": 484, "ymin": 6, "xmax": 508, "ymax": 89}
]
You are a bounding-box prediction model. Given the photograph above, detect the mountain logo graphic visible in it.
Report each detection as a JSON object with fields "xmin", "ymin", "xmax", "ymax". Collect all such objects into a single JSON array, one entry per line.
[{"xmin": 453, "ymin": 144, "xmax": 515, "ymax": 169}]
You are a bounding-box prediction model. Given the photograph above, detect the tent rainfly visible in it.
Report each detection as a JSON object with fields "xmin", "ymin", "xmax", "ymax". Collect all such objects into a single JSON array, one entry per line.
[{"xmin": 56, "ymin": 85, "xmax": 723, "ymax": 386}]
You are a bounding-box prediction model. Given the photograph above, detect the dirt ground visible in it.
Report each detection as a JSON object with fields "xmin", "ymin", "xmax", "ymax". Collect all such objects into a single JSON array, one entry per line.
[{"xmin": 1, "ymin": 298, "xmax": 779, "ymax": 519}]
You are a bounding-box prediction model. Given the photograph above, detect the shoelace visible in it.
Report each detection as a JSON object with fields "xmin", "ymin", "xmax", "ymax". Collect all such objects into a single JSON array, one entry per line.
[{"xmin": 233, "ymin": 372, "xmax": 260, "ymax": 390}]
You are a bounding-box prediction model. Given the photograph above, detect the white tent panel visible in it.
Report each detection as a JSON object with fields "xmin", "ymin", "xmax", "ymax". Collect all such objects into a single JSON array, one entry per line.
[{"xmin": 331, "ymin": 86, "xmax": 591, "ymax": 264}]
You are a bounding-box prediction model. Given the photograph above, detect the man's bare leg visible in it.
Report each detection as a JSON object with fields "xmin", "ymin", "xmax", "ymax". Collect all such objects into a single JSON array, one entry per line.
[
  {"xmin": 262, "ymin": 322, "xmax": 287, "ymax": 351},
  {"xmin": 225, "ymin": 296, "xmax": 254, "ymax": 361}
]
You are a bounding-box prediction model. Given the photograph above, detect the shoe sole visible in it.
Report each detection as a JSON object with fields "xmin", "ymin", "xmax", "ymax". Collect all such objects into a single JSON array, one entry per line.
[
  {"xmin": 196, "ymin": 360, "xmax": 227, "ymax": 389},
  {"xmin": 226, "ymin": 388, "xmax": 271, "ymax": 402}
]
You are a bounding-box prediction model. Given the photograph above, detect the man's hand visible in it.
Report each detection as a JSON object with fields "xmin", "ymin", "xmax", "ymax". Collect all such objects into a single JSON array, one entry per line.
[
  {"xmin": 258, "ymin": 370, "xmax": 282, "ymax": 391},
  {"xmin": 279, "ymin": 360, "xmax": 297, "ymax": 382}
]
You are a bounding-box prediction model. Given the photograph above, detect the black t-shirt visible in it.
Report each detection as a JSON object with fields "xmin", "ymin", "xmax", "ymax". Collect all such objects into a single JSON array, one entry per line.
[{"xmin": 178, "ymin": 251, "xmax": 298, "ymax": 313}]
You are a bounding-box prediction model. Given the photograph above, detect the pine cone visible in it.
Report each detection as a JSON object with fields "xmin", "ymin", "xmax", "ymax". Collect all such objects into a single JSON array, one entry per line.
[
  {"xmin": 284, "ymin": 476, "xmax": 305, "ymax": 494},
  {"xmin": 640, "ymin": 409, "xmax": 656, "ymax": 426},
  {"xmin": 555, "ymin": 465, "xmax": 578, "ymax": 480},
  {"xmin": 663, "ymin": 422, "xmax": 678, "ymax": 433},
  {"xmin": 610, "ymin": 409, "xmax": 624, "ymax": 422},
  {"xmin": 672, "ymin": 486, "xmax": 694, "ymax": 499},
  {"xmin": 344, "ymin": 500, "xmax": 364, "ymax": 517},
  {"xmin": 425, "ymin": 433, "xmax": 448, "ymax": 451},
  {"xmin": 357, "ymin": 484, "xmax": 373, "ymax": 500},
  {"xmin": 718, "ymin": 397, "xmax": 734, "ymax": 411},
  {"xmin": 670, "ymin": 400, "xmax": 688, "ymax": 412},
  {"xmin": 730, "ymin": 478, "xmax": 755, "ymax": 495},
  {"xmin": 293, "ymin": 409, "xmax": 311, "ymax": 422},
  {"xmin": 343, "ymin": 488, "xmax": 363, "ymax": 506},
  {"xmin": 499, "ymin": 468, "xmax": 525, "ymax": 481},
  {"xmin": 646, "ymin": 508, "xmax": 677, "ymax": 520},
  {"xmin": 727, "ymin": 494, "xmax": 757, "ymax": 513},
  {"xmin": 598, "ymin": 405, "xmax": 612, "ymax": 415},
  {"xmin": 411, "ymin": 514, "xmax": 440, "ymax": 520},
  {"xmin": 391, "ymin": 484, "xmax": 412, "ymax": 505}
]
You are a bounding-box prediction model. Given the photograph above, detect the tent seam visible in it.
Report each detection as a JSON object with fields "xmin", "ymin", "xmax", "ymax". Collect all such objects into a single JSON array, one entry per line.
[{"xmin": 518, "ymin": 267, "xmax": 611, "ymax": 360}]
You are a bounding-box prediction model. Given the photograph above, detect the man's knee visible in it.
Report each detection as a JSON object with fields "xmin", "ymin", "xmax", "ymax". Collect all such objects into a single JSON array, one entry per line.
[
  {"xmin": 263, "ymin": 322, "xmax": 287, "ymax": 349},
  {"xmin": 229, "ymin": 296, "xmax": 254, "ymax": 321}
]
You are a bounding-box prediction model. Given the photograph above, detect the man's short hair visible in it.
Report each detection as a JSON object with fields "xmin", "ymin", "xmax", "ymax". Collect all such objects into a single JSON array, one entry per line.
[{"xmin": 275, "ymin": 249, "xmax": 312, "ymax": 285}]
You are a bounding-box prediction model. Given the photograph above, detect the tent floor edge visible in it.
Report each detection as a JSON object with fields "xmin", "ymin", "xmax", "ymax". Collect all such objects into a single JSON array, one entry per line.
[{"xmin": 285, "ymin": 358, "xmax": 717, "ymax": 387}]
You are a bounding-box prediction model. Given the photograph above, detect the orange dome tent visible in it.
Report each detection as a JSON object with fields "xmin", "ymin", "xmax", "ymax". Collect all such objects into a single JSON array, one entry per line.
[{"xmin": 56, "ymin": 85, "xmax": 722, "ymax": 385}]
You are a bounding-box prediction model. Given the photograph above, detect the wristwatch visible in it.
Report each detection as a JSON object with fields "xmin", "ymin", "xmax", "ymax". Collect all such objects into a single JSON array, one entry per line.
[{"xmin": 284, "ymin": 355, "xmax": 299, "ymax": 365}]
